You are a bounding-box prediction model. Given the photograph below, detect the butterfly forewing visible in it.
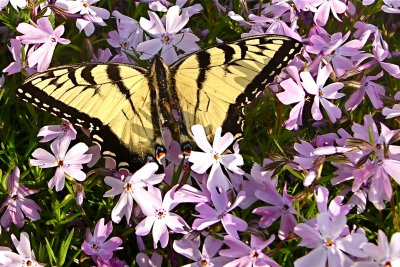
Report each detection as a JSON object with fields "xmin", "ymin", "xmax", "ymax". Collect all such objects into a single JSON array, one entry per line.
[
  {"xmin": 171, "ymin": 35, "xmax": 302, "ymax": 138},
  {"xmin": 18, "ymin": 63, "xmax": 155, "ymax": 168}
]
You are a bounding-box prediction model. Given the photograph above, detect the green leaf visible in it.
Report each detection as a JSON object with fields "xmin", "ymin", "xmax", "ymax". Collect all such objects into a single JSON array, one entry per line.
[
  {"xmin": 45, "ymin": 238, "xmax": 57, "ymax": 265},
  {"xmin": 58, "ymin": 228, "xmax": 75, "ymax": 266}
]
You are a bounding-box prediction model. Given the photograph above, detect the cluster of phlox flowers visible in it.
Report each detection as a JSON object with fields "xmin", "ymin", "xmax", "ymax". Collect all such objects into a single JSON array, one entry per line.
[{"xmin": 1, "ymin": 0, "xmax": 400, "ymax": 266}]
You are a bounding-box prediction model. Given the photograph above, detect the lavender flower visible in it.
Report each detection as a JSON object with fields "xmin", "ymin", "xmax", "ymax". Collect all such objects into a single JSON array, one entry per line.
[
  {"xmin": 0, "ymin": 167, "xmax": 41, "ymax": 229},
  {"xmin": 300, "ymin": 65, "xmax": 345, "ymax": 123},
  {"xmin": 16, "ymin": 17, "xmax": 70, "ymax": 72},
  {"xmin": 345, "ymin": 72, "xmax": 385, "ymax": 111},
  {"xmin": 81, "ymin": 218, "xmax": 123, "ymax": 261},
  {"xmin": 37, "ymin": 119, "xmax": 77, "ymax": 143},
  {"xmin": 219, "ymin": 235, "xmax": 280, "ymax": 267},
  {"xmin": 277, "ymin": 66, "xmax": 306, "ymax": 130},
  {"xmin": 136, "ymin": 252, "xmax": 163, "ymax": 267},
  {"xmin": 103, "ymin": 162, "xmax": 164, "ymax": 223},
  {"xmin": 30, "ymin": 137, "xmax": 92, "ymax": 191},
  {"xmin": 137, "ymin": 5, "xmax": 200, "ymax": 64},
  {"xmin": 353, "ymin": 230, "xmax": 400, "ymax": 266},
  {"xmin": 253, "ymin": 184, "xmax": 297, "ymax": 240},
  {"xmin": 135, "ymin": 186, "xmax": 189, "ymax": 248},
  {"xmin": 294, "ymin": 213, "xmax": 367, "ymax": 267},
  {"xmin": 2, "ymin": 232, "xmax": 44, "ymax": 266},
  {"xmin": 56, "ymin": 0, "xmax": 110, "ymax": 36},
  {"xmin": 310, "ymin": 0, "xmax": 347, "ymax": 26},
  {"xmin": 192, "ymin": 191, "xmax": 247, "ymax": 238},
  {"xmin": 173, "ymin": 235, "xmax": 230, "ymax": 266}
]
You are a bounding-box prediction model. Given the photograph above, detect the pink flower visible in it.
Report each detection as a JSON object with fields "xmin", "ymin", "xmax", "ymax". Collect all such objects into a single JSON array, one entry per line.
[
  {"xmin": 16, "ymin": 17, "xmax": 70, "ymax": 72},
  {"xmin": 311, "ymin": 0, "xmax": 347, "ymax": 26},
  {"xmin": 192, "ymin": 191, "xmax": 247, "ymax": 238},
  {"xmin": 0, "ymin": 167, "xmax": 41, "ymax": 229},
  {"xmin": 307, "ymin": 31, "xmax": 364, "ymax": 77},
  {"xmin": 173, "ymin": 235, "xmax": 230, "ymax": 267},
  {"xmin": 294, "ymin": 213, "xmax": 367, "ymax": 267},
  {"xmin": 2, "ymin": 232, "xmax": 44, "ymax": 266},
  {"xmin": 353, "ymin": 230, "xmax": 400, "ymax": 266},
  {"xmin": 136, "ymin": 252, "xmax": 163, "ymax": 267},
  {"xmin": 81, "ymin": 218, "xmax": 123, "ymax": 261},
  {"xmin": 253, "ymin": 184, "xmax": 297, "ymax": 240},
  {"xmin": 0, "ymin": 0, "xmax": 26, "ymax": 10},
  {"xmin": 383, "ymin": 103, "xmax": 400, "ymax": 119},
  {"xmin": 30, "ymin": 137, "xmax": 92, "ymax": 191},
  {"xmin": 219, "ymin": 235, "xmax": 280, "ymax": 267},
  {"xmin": 37, "ymin": 119, "xmax": 77, "ymax": 143},
  {"xmin": 56, "ymin": 0, "xmax": 110, "ymax": 36},
  {"xmin": 277, "ymin": 66, "xmax": 306, "ymax": 130},
  {"xmin": 189, "ymin": 124, "xmax": 244, "ymax": 191},
  {"xmin": 300, "ymin": 65, "xmax": 345, "ymax": 123},
  {"xmin": 345, "ymin": 72, "xmax": 385, "ymax": 111},
  {"xmin": 91, "ymin": 48, "xmax": 112, "ymax": 63},
  {"xmin": 137, "ymin": 5, "xmax": 200, "ymax": 65},
  {"xmin": 344, "ymin": 115, "xmax": 400, "ymax": 209},
  {"xmin": 135, "ymin": 186, "xmax": 189, "ymax": 248},
  {"xmin": 103, "ymin": 162, "xmax": 164, "ymax": 223},
  {"xmin": 382, "ymin": 0, "xmax": 400, "ymax": 13},
  {"xmin": 3, "ymin": 39, "xmax": 23, "ymax": 75}
]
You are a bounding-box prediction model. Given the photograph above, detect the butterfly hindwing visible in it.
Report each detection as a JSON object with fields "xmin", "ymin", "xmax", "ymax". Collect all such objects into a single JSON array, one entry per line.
[
  {"xmin": 171, "ymin": 35, "xmax": 302, "ymax": 137},
  {"xmin": 18, "ymin": 63, "xmax": 156, "ymax": 168}
]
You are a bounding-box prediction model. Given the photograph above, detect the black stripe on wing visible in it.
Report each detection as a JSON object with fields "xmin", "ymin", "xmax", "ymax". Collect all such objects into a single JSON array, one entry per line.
[
  {"xmin": 222, "ymin": 38, "xmax": 302, "ymax": 135},
  {"xmin": 18, "ymin": 63, "xmax": 151, "ymax": 171}
]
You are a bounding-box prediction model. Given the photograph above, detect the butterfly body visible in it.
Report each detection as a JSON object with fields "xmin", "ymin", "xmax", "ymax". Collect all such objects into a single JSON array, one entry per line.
[{"xmin": 18, "ymin": 35, "xmax": 302, "ymax": 170}]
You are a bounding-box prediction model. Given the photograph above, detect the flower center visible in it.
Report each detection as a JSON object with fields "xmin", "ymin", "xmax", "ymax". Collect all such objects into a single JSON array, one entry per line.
[
  {"xmin": 213, "ymin": 153, "xmax": 220, "ymax": 161},
  {"xmin": 325, "ymin": 239, "xmax": 334, "ymax": 247},
  {"xmin": 123, "ymin": 42, "xmax": 128, "ymax": 48},
  {"xmin": 124, "ymin": 183, "xmax": 132, "ymax": 191},
  {"xmin": 57, "ymin": 159, "xmax": 64, "ymax": 167},
  {"xmin": 283, "ymin": 204, "xmax": 289, "ymax": 210},
  {"xmin": 318, "ymin": 89, "xmax": 324, "ymax": 97},
  {"xmin": 384, "ymin": 261, "xmax": 392, "ymax": 267},
  {"xmin": 83, "ymin": 1, "xmax": 89, "ymax": 8},
  {"xmin": 50, "ymin": 35, "xmax": 56, "ymax": 43},
  {"xmin": 218, "ymin": 212, "xmax": 225, "ymax": 219},
  {"xmin": 61, "ymin": 121, "xmax": 69, "ymax": 131},
  {"xmin": 92, "ymin": 242, "xmax": 100, "ymax": 251},
  {"xmin": 24, "ymin": 259, "xmax": 34, "ymax": 267},
  {"xmin": 250, "ymin": 250, "xmax": 259, "ymax": 259},
  {"xmin": 161, "ymin": 34, "xmax": 172, "ymax": 44},
  {"xmin": 376, "ymin": 143, "xmax": 382, "ymax": 150},
  {"xmin": 200, "ymin": 259, "xmax": 209, "ymax": 266},
  {"xmin": 155, "ymin": 209, "xmax": 166, "ymax": 219},
  {"xmin": 12, "ymin": 194, "xmax": 18, "ymax": 201}
]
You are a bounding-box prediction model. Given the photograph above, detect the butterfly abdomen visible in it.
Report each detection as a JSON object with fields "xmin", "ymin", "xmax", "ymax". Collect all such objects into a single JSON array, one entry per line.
[{"xmin": 149, "ymin": 57, "xmax": 188, "ymax": 144}]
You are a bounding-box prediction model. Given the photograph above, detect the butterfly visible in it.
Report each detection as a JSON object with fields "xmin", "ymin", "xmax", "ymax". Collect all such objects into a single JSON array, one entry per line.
[{"xmin": 17, "ymin": 34, "xmax": 302, "ymax": 170}]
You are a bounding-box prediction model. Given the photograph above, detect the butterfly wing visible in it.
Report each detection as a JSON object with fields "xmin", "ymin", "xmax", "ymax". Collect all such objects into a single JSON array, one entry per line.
[
  {"xmin": 171, "ymin": 34, "xmax": 302, "ymax": 137},
  {"xmin": 18, "ymin": 63, "xmax": 157, "ymax": 169}
]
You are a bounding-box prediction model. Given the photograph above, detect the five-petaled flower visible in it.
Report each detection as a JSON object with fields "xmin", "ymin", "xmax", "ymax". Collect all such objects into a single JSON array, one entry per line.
[
  {"xmin": 81, "ymin": 218, "xmax": 123, "ymax": 261},
  {"xmin": 0, "ymin": 167, "xmax": 41, "ymax": 229},
  {"xmin": 189, "ymin": 124, "xmax": 244, "ymax": 191},
  {"xmin": 135, "ymin": 186, "xmax": 189, "ymax": 248},
  {"xmin": 30, "ymin": 137, "xmax": 92, "ymax": 191},
  {"xmin": 104, "ymin": 162, "xmax": 165, "ymax": 224},
  {"xmin": 16, "ymin": 17, "xmax": 70, "ymax": 72},
  {"xmin": 137, "ymin": 5, "xmax": 200, "ymax": 65}
]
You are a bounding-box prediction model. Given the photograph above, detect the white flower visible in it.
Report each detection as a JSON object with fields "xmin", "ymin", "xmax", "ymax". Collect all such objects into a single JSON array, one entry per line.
[{"xmin": 189, "ymin": 124, "xmax": 244, "ymax": 191}]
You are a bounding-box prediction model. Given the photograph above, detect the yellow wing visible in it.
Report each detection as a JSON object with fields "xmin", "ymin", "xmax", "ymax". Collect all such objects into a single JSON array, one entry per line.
[
  {"xmin": 171, "ymin": 34, "xmax": 302, "ymax": 137},
  {"xmin": 18, "ymin": 63, "xmax": 156, "ymax": 168}
]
